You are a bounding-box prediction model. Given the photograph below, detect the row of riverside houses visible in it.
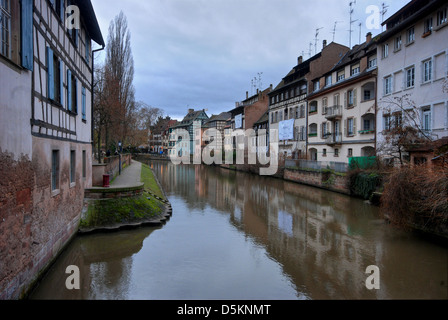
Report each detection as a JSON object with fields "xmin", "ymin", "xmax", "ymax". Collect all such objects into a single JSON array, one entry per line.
[
  {"xmin": 167, "ymin": 0, "xmax": 448, "ymax": 168},
  {"xmin": 1, "ymin": 0, "xmax": 104, "ymax": 299}
]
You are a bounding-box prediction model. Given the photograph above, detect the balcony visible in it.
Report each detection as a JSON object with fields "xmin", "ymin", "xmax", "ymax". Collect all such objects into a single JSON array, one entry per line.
[
  {"xmin": 325, "ymin": 133, "xmax": 343, "ymax": 146},
  {"xmin": 325, "ymin": 106, "xmax": 343, "ymax": 120}
]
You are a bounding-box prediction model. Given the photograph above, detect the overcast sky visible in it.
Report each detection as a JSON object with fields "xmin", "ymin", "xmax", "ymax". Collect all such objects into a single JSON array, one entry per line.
[{"xmin": 90, "ymin": 0, "xmax": 410, "ymax": 120}]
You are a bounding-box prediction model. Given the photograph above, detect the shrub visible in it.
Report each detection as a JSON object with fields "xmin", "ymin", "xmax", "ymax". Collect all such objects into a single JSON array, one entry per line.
[
  {"xmin": 380, "ymin": 165, "xmax": 448, "ymax": 231},
  {"xmin": 348, "ymin": 170, "xmax": 382, "ymax": 200}
]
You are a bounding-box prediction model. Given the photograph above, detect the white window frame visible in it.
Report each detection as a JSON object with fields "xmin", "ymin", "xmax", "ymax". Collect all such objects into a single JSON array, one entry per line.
[
  {"xmin": 405, "ymin": 67, "xmax": 415, "ymax": 89},
  {"xmin": 394, "ymin": 35, "xmax": 402, "ymax": 52},
  {"xmin": 384, "ymin": 76, "xmax": 392, "ymax": 95},
  {"xmin": 423, "ymin": 59, "xmax": 433, "ymax": 83},
  {"xmin": 407, "ymin": 26, "xmax": 415, "ymax": 44},
  {"xmin": 382, "ymin": 44, "xmax": 389, "ymax": 58},
  {"xmin": 437, "ymin": 7, "xmax": 447, "ymax": 26}
]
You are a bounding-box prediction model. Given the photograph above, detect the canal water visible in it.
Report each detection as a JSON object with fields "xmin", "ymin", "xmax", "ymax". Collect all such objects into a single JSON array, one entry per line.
[{"xmin": 30, "ymin": 161, "xmax": 448, "ymax": 300}]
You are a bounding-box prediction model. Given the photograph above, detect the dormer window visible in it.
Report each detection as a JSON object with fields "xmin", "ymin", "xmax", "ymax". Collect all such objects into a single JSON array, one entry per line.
[
  {"xmin": 351, "ymin": 64, "xmax": 360, "ymax": 76},
  {"xmin": 337, "ymin": 70, "xmax": 345, "ymax": 82}
]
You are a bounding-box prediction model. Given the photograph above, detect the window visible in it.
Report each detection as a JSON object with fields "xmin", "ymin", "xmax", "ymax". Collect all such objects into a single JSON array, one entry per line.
[
  {"xmin": 382, "ymin": 44, "xmax": 389, "ymax": 58},
  {"xmin": 325, "ymin": 75, "xmax": 332, "ymax": 87},
  {"xmin": 67, "ymin": 70, "xmax": 78, "ymax": 113},
  {"xmin": 321, "ymin": 122, "xmax": 329, "ymax": 138},
  {"xmin": 423, "ymin": 60, "xmax": 432, "ymax": 83},
  {"xmin": 346, "ymin": 89, "xmax": 357, "ymax": 108},
  {"xmin": 0, "ymin": 0, "xmax": 11, "ymax": 59},
  {"xmin": 323, "ymin": 149, "xmax": 327, "ymax": 157},
  {"xmin": 309, "ymin": 124, "xmax": 318, "ymax": 137},
  {"xmin": 364, "ymin": 89, "xmax": 372, "ymax": 101},
  {"xmin": 348, "ymin": 148, "xmax": 353, "ymax": 157},
  {"xmin": 368, "ymin": 56, "xmax": 377, "ymax": 69},
  {"xmin": 337, "ymin": 70, "xmax": 345, "ymax": 82},
  {"xmin": 313, "ymin": 80, "xmax": 320, "ymax": 92},
  {"xmin": 51, "ymin": 150, "xmax": 60, "ymax": 191},
  {"xmin": 322, "ymin": 98, "xmax": 328, "ymax": 114},
  {"xmin": 309, "ymin": 101, "xmax": 318, "ymax": 113},
  {"xmin": 384, "ymin": 76, "xmax": 392, "ymax": 95},
  {"xmin": 383, "ymin": 114, "xmax": 392, "ymax": 131},
  {"xmin": 437, "ymin": 8, "xmax": 447, "ymax": 26},
  {"xmin": 295, "ymin": 107, "xmax": 299, "ymax": 119},
  {"xmin": 47, "ymin": 47, "xmax": 63, "ymax": 104},
  {"xmin": 394, "ymin": 35, "xmax": 402, "ymax": 51},
  {"xmin": 0, "ymin": 0, "xmax": 32, "ymax": 69},
  {"xmin": 300, "ymin": 105, "xmax": 306, "ymax": 118},
  {"xmin": 424, "ymin": 17, "xmax": 433, "ymax": 34},
  {"xmin": 364, "ymin": 119, "xmax": 371, "ymax": 131},
  {"xmin": 347, "ymin": 118, "xmax": 355, "ymax": 136},
  {"xmin": 422, "ymin": 108, "xmax": 431, "ymax": 131},
  {"xmin": 406, "ymin": 67, "xmax": 415, "ymax": 88},
  {"xmin": 407, "ymin": 27, "xmax": 415, "ymax": 44},
  {"xmin": 299, "ymin": 126, "xmax": 306, "ymax": 141},
  {"xmin": 70, "ymin": 150, "xmax": 76, "ymax": 184},
  {"xmin": 334, "ymin": 149, "xmax": 339, "ymax": 157},
  {"xmin": 351, "ymin": 64, "xmax": 360, "ymax": 76}
]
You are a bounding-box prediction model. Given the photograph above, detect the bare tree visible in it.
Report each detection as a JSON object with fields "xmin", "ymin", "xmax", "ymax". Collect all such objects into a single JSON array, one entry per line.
[
  {"xmin": 104, "ymin": 11, "xmax": 136, "ymax": 148},
  {"xmin": 377, "ymin": 94, "xmax": 434, "ymax": 166}
]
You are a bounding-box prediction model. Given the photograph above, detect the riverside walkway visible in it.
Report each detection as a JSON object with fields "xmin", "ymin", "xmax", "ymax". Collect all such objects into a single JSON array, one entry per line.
[{"xmin": 110, "ymin": 160, "xmax": 143, "ymax": 188}]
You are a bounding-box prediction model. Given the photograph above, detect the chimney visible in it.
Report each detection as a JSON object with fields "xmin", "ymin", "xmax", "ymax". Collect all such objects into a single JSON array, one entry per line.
[
  {"xmin": 188, "ymin": 109, "xmax": 194, "ymax": 114},
  {"xmin": 298, "ymin": 56, "xmax": 303, "ymax": 65},
  {"xmin": 323, "ymin": 40, "xmax": 327, "ymax": 49},
  {"xmin": 246, "ymin": 91, "xmax": 249, "ymax": 99},
  {"xmin": 366, "ymin": 32, "xmax": 372, "ymax": 43}
]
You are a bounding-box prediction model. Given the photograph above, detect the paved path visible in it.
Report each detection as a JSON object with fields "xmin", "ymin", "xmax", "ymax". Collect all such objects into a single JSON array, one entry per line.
[{"xmin": 110, "ymin": 160, "xmax": 142, "ymax": 188}]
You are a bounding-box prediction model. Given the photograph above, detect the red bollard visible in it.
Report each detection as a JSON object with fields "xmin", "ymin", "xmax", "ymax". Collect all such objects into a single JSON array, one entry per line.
[{"xmin": 103, "ymin": 175, "xmax": 110, "ymax": 188}]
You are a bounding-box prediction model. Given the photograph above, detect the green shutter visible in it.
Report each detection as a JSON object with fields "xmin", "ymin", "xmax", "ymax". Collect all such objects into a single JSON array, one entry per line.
[{"xmin": 47, "ymin": 47, "xmax": 54, "ymax": 100}]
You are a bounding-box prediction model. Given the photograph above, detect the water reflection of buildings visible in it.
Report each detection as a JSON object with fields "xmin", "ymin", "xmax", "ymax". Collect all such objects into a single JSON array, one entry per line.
[{"xmin": 151, "ymin": 161, "xmax": 448, "ymax": 299}]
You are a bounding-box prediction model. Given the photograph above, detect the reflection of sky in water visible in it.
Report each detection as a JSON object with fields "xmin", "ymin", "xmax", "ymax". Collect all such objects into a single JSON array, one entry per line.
[{"xmin": 30, "ymin": 162, "xmax": 448, "ymax": 300}]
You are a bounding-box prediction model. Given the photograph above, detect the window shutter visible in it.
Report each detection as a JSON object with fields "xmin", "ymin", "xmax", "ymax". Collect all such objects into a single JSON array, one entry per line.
[
  {"xmin": 60, "ymin": 0, "xmax": 65, "ymax": 20},
  {"xmin": 47, "ymin": 47, "xmax": 55, "ymax": 100},
  {"xmin": 21, "ymin": 0, "xmax": 34, "ymax": 71},
  {"xmin": 82, "ymin": 87, "xmax": 86, "ymax": 120},
  {"xmin": 75, "ymin": 30, "xmax": 79, "ymax": 48},
  {"xmin": 67, "ymin": 70, "xmax": 72, "ymax": 112},
  {"xmin": 86, "ymin": 36, "xmax": 90, "ymax": 64},
  {"xmin": 60, "ymin": 61, "xmax": 64, "ymax": 107},
  {"xmin": 74, "ymin": 77, "xmax": 78, "ymax": 113},
  {"xmin": 344, "ymin": 92, "xmax": 347, "ymax": 109},
  {"xmin": 353, "ymin": 118, "xmax": 357, "ymax": 136},
  {"xmin": 353, "ymin": 89, "xmax": 357, "ymax": 107},
  {"xmin": 344, "ymin": 119, "xmax": 348, "ymax": 137}
]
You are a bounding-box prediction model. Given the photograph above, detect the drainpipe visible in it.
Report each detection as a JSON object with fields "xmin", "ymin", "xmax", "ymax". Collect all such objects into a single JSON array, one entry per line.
[{"xmin": 91, "ymin": 44, "xmax": 105, "ymax": 164}]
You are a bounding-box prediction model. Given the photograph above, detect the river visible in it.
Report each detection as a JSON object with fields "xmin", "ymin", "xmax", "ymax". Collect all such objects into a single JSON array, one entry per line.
[{"xmin": 29, "ymin": 161, "xmax": 448, "ymax": 300}]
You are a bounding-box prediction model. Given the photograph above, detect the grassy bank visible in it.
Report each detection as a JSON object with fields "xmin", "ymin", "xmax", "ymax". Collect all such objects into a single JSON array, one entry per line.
[{"xmin": 80, "ymin": 163, "xmax": 167, "ymax": 231}]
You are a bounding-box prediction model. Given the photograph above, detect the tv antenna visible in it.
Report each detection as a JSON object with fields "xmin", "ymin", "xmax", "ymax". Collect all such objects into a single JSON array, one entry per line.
[
  {"xmin": 331, "ymin": 21, "xmax": 343, "ymax": 42},
  {"xmin": 314, "ymin": 27, "xmax": 324, "ymax": 54},
  {"xmin": 359, "ymin": 22, "xmax": 362, "ymax": 44},
  {"xmin": 348, "ymin": 0, "xmax": 358, "ymax": 48},
  {"xmin": 308, "ymin": 42, "xmax": 313, "ymax": 57},
  {"xmin": 381, "ymin": 3, "xmax": 389, "ymax": 31}
]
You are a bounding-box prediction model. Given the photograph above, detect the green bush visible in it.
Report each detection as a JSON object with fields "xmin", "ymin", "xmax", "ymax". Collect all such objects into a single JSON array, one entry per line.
[{"xmin": 349, "ymin": 170, "xmax": 382, "ymax": 200}]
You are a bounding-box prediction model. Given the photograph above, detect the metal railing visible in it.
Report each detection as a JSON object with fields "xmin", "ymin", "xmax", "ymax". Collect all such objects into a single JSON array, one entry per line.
[
  {"xmin": 285, "ymin": 159, "xmax": 349, "ymax": 173},
  {"xmin": 325, "ymin": 105, "xmax": 343, "ymax": 119}
]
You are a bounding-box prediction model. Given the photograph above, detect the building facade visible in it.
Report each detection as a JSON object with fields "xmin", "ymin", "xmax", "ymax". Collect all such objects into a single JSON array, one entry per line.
[
  {"xmin": 307, "ymin": 34, "xmax": 378, "ymax": 163},
  {"xmin": 376, "ymin": 0, "xmax": 448, "ymax": 162},
  {"xmin": 268, "ymin": 42, "xmax": 350, "ymax": 160},
  {"xmin": 0, "ymin": 0, "xmax": 104, "ymax": 299}
]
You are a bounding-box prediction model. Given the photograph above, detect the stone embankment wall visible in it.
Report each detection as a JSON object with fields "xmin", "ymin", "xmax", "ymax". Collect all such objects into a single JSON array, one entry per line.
[{"xmin": 283, "ymin": 168, "xmax": 350, "ymax": 195}]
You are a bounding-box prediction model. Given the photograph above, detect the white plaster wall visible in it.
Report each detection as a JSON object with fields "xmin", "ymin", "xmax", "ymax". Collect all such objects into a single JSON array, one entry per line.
[{"xmin": 0, "ymin": 63, "xmax": 32, "ymax": 160}]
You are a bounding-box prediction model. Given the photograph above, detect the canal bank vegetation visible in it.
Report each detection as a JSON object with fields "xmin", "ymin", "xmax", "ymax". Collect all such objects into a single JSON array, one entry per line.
[
  {"xmin": 80, "ymin": 164, "xmax": 170, "ymax": 233},
  {"xmin": 380, "ymin": 164, "xmax": 448, "ymax": 237}
]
